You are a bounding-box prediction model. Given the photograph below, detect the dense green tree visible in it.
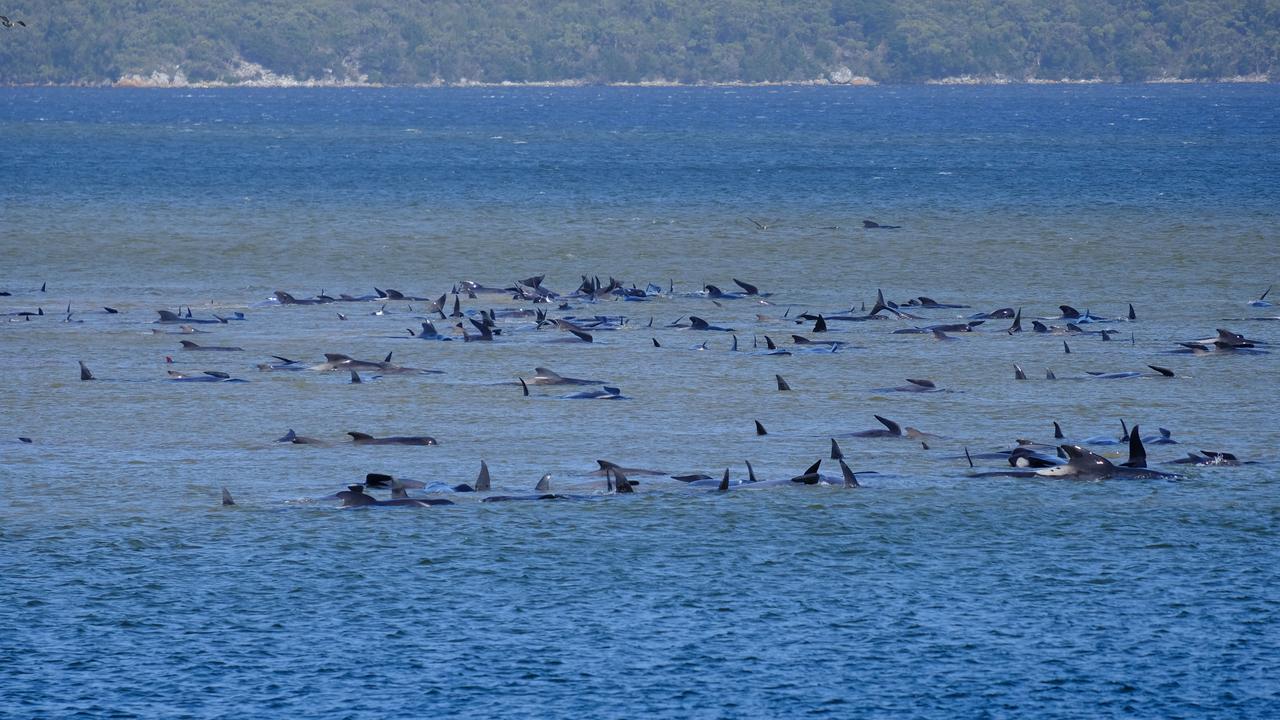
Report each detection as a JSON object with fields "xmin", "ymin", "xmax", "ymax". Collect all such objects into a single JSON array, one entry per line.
[{"xmin": 0, "ymin": 0, "xmax": 1276, "ymax": 84}]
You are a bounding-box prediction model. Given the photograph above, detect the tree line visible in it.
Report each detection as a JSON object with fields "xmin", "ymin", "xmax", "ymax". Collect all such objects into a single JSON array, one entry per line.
[{"xmin": 1, "ymin": 0, "xmax": 1277, "ymax": 85}]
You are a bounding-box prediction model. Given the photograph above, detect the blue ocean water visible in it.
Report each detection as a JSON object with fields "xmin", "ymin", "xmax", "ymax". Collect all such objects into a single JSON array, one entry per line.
[{"xmin": 2, "ymin": 84, "xmax": 1279, "ymax": 718}]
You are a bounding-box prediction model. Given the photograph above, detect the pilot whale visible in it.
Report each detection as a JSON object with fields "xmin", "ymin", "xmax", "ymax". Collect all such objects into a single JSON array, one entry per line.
[
  {"xmin": 526, "ymin": 367, "xmax": 606, "ymax": 386},
  {"xmin": 336, "ymin": 484, "xmax": 454, "ymax": 507},
  {"xmin": 347, "ymin": 432, "xmax": 438, "ymax": 446},
  {"xmin": 1036, "ymin": 443, "xmax": 1178, "ymax": 480}
]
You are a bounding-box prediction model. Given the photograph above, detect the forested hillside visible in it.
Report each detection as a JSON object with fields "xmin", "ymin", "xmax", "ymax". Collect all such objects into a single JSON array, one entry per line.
[{"xmin": 1, "ymin": 0, "xmax": 1277, "ymax": 85}]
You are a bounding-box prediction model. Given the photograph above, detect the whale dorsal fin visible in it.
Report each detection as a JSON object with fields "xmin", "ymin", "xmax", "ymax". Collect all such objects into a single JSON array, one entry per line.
[
  {"xmin": 1124, "ymin": 424, "xmax": 1147, "ymax": 468},
  {"xmin": 874, "ymin": 415, "xmax": 901, "ymax": 435},
  {"xmin": 755, "ymin": 420, "xmax": 767, "ymax": 436},
  {"xmin": 534, "ymin": 367, "xmax": 563, "ymax": 380},
  {"xmin": 689, "ymin": 316, "xmax": 710, "ymax": 330},
  {"xmin": 350, "ymin": 370, "xmax": 362, "ymax": 384},
  {"xmin": 870, "ymin": 288, "xmax": 890, "ymax": 316},
  {"xmin": 765, "ymin": 336, "xmax": 777, "ymax": 350},
  {"xmin": 775, "ymin": 374, "xmax": 791, "ymax": 391},
  {"xmin": 745, "ymin": 460, "xmax": 757, "ymax": 483},
  {"xmin": 906, "ymin": 378, "xmax": 935, "ymax": 389},
  {"xmin": 813, "ymin": 315, "xmax": 827, "ymax": 333},
  {"xmin": 535, "ymin": 473, "xmax": 551, "ymax": 492},
  {"xmin": 1148, "ymin": 365, "xmax": 1175, "ymax": 377},
  {"xmin": 221, "ymin": 487, "xmax": 235, "ymax": 506},
  {"xmin": 348, "ymin": 432, "xmax": 373, "ymax": 441},
  {"xmin": 1059, "ymin": 305, "xmax": 1080, "ymax": 318},
  {"xmin": 79, "ymin": 360, "xmax": 94, "ymax": 381},
  {"xmin": 718, "ymin": 468, "xmax": 730, "ymax": 492},
  {"xmin": 324, "ymin": 353, "xmax": 353, "ymax": 362},
  {"xmin": 179, "ymin": 340, "xmax": 199, "ymax": 349}
]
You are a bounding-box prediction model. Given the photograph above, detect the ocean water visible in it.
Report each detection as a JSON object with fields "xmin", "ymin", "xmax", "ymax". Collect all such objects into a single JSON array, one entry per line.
[{"xmin": 2, "ymin": 84, "xmax": 1278, "ymax": 718}]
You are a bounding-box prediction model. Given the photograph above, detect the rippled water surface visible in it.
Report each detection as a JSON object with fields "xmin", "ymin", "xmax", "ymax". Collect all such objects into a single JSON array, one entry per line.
[{"xmin": 2, "ymin": 85, "xmax": 1279, "ymax": 718}]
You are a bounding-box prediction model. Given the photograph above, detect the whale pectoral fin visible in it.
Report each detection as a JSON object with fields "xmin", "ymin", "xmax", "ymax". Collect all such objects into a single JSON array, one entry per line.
[
  {"xmin": 221, "ymin": 487, "xmax": 235, "ymax": 506},
  {"xmin": 839, "ymin": 459, "xmax": 860, "ymax": 488},
  {"xmin": 612, "ymin": 467, "xmax": 634, "ymax": 494}
]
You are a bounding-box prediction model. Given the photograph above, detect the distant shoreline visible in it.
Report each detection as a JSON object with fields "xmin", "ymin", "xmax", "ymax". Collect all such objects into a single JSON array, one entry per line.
[{"xmin": 4, "ymin": 75, "xmax": 1273, "ymax": 89}]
